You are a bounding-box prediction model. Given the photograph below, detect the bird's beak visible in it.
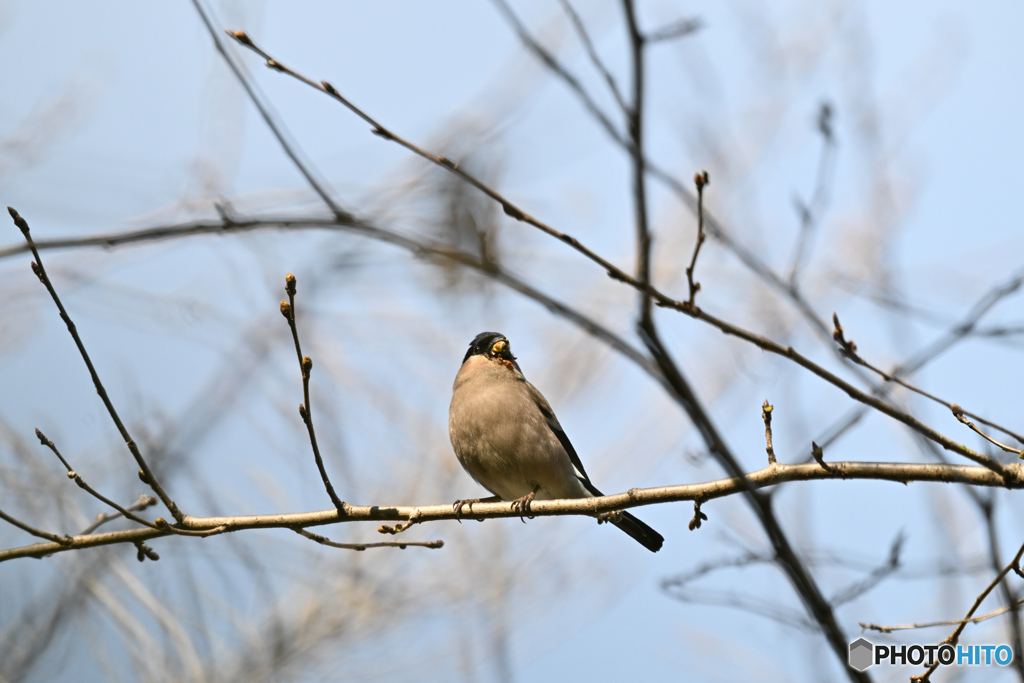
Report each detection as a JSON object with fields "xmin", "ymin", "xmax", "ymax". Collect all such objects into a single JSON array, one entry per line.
[{"xmin": 491, "ymin": 339, "xmax": 515, "ymax": 360}]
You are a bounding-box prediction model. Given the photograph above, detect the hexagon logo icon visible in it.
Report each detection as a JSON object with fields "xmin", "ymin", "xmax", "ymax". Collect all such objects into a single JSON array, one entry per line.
[{"xmin": 849, "ymin": 637, "xmax": 874, "ymax": 672}]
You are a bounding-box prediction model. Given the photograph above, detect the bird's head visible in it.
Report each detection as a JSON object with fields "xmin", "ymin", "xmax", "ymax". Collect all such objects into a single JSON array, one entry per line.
[{"xmin": 463, "ymin": 331, "xmax": 517, "ymax": 366}]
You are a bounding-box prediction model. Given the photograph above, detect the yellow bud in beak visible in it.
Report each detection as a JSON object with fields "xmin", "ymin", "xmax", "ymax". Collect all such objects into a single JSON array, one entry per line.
[{"xmin": 491, "ymin": 340, "xmax": 508, "ymax": 355}]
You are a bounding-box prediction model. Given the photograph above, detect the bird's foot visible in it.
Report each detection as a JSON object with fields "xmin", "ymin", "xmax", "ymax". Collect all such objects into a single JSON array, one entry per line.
[
  {"xmin": 510, "ymin": 486, "xmax": 539, "ymax": 523},
  {"xmin": 453, "ymin": 496, "xmax": 500, "ymax": 522},
  {"xmin": 596, "ymin": 510, "xmax": 624, "ymax": 525}
]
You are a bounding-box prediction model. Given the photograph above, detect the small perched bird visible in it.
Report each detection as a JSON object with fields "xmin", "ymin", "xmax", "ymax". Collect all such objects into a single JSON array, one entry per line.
[{"xmin": 448, "ymin": 332, "xmax": 664, "ymax": 552}]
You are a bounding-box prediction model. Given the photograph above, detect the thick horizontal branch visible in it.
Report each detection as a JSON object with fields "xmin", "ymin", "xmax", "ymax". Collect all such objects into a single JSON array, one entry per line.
[{"xmin": 3, "ymin": 460, "xmax": 1019, "ymax": 563}]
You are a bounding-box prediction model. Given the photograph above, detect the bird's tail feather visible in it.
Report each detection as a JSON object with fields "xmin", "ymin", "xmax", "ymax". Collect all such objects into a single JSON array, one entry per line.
[{"xmin": 612, "ymin": 511, "xmax": 664, "ymax": 553}]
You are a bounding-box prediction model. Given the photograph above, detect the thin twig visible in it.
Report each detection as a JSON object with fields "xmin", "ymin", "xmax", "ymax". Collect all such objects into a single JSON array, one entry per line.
[
  {"xmin": 910, "ymin": 539, "xmax": 1024, "ymax": 682},
  {"xmin": 2, "ymin": 460, "xmax": 1021, "ymax": 563},
  {"xmin": 861, "ymin": 598, "xmax": 1024, "ymax": 633},
  {"xmin": 784, "ymin": 267, "xmax": 1024, "ymax": 473},
  {"xmin": 489, "ymin": 1, "xmax": 856, "ymax": 370},
  {"xmin": 488, "ymin": 0, "xmax": 627, "ymax": 145},
  {"xmin": 762, "ymin": 400, "xmax": 777, "ymax": 465},
  {"xmin": 80, "ymin": 495, "xmax": 158, "ymax": 535},
  {"xmin": 35, "ymin": 429, "xmax": 159, "ymax": 529},
  {"xmin": 644, "ymin": 17, "xmax": 703, "ymax": 43},
  {"xmin": 786, "ymin": 102, "xmax": 836, "ymax": 288},
  {"xmin": 558, "ymin": 0, "xmax": 628, "ymax": 113},
  {"xmin": 7, "ymin": 207, "xmax": 184, "ymax": 522},
  {"xmin": 0, "ymin": 507, "xmax": 72, "ymax": 546},
  {"xmin": 833, "ymin": 312, "xmax": 1024, "ymax": 448},
  {"xmin": 293, "ymin": 527, "xmax": 443, "ymax": 551},
  {"xmin": 279, "ymin": 273, "xmax": 345, "ymax": 511},
  {"xmin": 685, "ymin": 171, "xmax": 709, "ymax": 309},
  {"xmin": 952, "ymin": 404, "xmax": 1023, "ymax": 458},
  {"xmin": 829, "ymin": 533, "xmax": 902, "ymax": 606},
  {"xmin": 0, "ymin": 213, "xmax": 666, "ymax": 391},
  {"xmin": 190, "ymin": 0, "xmax": 348, "ymax": 219},
  {"xmin": 218, "ymin": 33, "xmax": 1000, "ymax": 479},
  {"xmin": 976, "ymin": 495, "xmax": 1024, "ymax": 678},
  {"xmin": 617, "ymin": 3, "xmax": 865, "ymax": 677}
]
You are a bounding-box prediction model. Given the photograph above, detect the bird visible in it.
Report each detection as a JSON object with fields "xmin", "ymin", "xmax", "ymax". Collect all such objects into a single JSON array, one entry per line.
[{"xmin": 448, "ymin": 331, "xmax": 664, "ymax": 552}]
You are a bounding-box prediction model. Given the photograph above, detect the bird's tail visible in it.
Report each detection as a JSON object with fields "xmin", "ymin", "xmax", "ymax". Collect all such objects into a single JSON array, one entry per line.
[{"xmin": 611, "ymin": 510, "xmax": 664, "ymax": 553}]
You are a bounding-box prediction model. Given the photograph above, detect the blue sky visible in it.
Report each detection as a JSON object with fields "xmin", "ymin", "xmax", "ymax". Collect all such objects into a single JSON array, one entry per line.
[{"xmin": 1, "ymin": 1, "xmax": 1022, "ymax": 682}]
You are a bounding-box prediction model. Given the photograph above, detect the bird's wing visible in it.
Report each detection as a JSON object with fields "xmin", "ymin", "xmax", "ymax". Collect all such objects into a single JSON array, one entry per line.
[{"xmin": 527, "ymin": 383, "xmax": 593, "ymax": 486}]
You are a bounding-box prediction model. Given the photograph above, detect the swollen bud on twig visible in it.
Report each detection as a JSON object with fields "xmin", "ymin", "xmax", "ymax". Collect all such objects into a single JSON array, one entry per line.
[
  {"xmin": 138, "ymin": 469, "xmax": 149, "ymax": 484},
  {"xmin": 299, "ymin": 403, "xmax": 308, "ymax": 421},
  {"xmin": 8, "ymin": 206, "xmax": 29, "ymax": 234},
  {"xmin": 693, "ymin": 170, "xmax": 710, "ymax": 189},
  {"xmin": 688, "ymin": 501, "xmax": 708, "ymax": 530},
  {"xmin": 285, "ymin": 273, "xmax": 297, "ymax": 296},
  {"xmin": 811, "ymin": 441, "xmax": 830, "ymax": 471},
  {"xmin": 226, "ymin": 29, "xmax": 253, "ymax": 47},
  {"xmin": 321, "ymin": 80, "xmax": 338, "ymax": 96},
  {"xmin": 302, "ymin": 356, "xmax": 312, "ymax": 376},
  {"xmin": 280, "ymin": 300, "xmax": 291, "ymax": 318},
  {"xmin": 135, "ymin": 541, "xmax": 160, "ymax": 562}
]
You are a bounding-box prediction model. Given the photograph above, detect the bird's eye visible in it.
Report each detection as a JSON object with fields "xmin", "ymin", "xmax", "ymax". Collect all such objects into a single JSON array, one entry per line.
[{"xmin": 491, "ymin": 340, "xmax": 508, "ymax": 355}]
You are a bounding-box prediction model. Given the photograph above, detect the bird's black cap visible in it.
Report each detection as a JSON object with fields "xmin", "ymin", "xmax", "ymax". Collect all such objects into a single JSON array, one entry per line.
[{"xmin": 463, "ymin": 332, "xmax": 516, "ymax": 364}]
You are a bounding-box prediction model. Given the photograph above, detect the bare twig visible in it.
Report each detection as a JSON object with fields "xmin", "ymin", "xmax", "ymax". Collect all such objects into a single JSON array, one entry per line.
[
  {"xmin": 829, "ymin": 533, "xmax": 902, "ymax": 606},
  {"xmin": 190, "ymin": 0, "xmax": 347, "ymax": 219},
  {"xmin": 762, "ymin": 400, "xmax": 777, "ymax": 465},
  {"xmin": 488, "ymin": 0, "xmax": 857, "ymax": 367},
  {"xmin": 35, "ymin": 429, "xmax": 159, "ymax": 530},
  {"xmin": 861, "ymin": 598, "xmax": 1024, "ymax": 633},
  {"xmin": 976, "ymin": 495, "xmax": 1024, "ymax": 678},
  {"xmin": 909, "ymin": 539, "xmax": 1024, "ymax": 682},
  {"xmin": 489, "ymin": 0, "xmax": 627, "ymax": 145},
  {"xmin": 293, "ymin": 527, "xmax": 443, "ymax": 551},
  {"xmin": 644, "ymin": 17, "xmax": 703, "ymax": 43},
  {"xmin": 280, "ymin": 273, "xmax": 345, "ymax": 511},
  {"xmin": 686, "ymin": 171, "xmax": 709, "ymax": 309},
  {"xmin": 224, "ymin": 28, "xmax": 634, "ymax": 298},
  {"xmin": 80, "ymin": 495, "xmax": 158, "ymax": 535},
  {"xmin": 833, "ymin": 312, "xmax": 1024, "ymax": 448},
  {"xmin": 558, "ymin": 0, "xmax": 628, "ymax": 113},
  {"xmin": 2, "ymin": 460, "xmax": 1020, "ymax": 563},
  {"xmin": 7, "ymin": 207, "xmax": 184, "ymax": 522},
  {"xmin": 786, "ymin": 102, "xmax": 836, "ymax": 288},
  {"xmin": 0, "ymin": 213, "xmax": 666, "ymax": 391},
  {"xmin": 0, "ymin": 507, "xmax": 72, "ymax": 546},
  {"xmin": 783, "ymin": 267, "xmax": 1024, "ymax": 474},
  {"xmin": 952, "ymin": 404, "xmax": 1023, "ymax": 458},
  {"xmin": 218, "ymin": 33, "xmax": 1001, "ymax": 479},
  {"xmin": 618, "ymin": 4, "xmax": 863, "ymax": 678}
]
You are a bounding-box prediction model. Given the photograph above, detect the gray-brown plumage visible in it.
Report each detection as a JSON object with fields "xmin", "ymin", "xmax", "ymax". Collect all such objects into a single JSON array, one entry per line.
[{"xmin": 449, "ymin": 332, "xmax": 663, "ymax": 552}]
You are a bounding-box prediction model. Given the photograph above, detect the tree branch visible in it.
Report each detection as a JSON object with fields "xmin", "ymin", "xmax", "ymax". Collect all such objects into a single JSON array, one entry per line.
[
  {"xmin": 7, "ymin": 207, "xmax": 184, "ymax": 522},
  {"xmin": 280, "ymin": 273, "xmax": 345, "ymax": 511},
  {"xmin": 910, "ymin": 539, "xmax": 1024, "ymax": 682},
  {"xmin": 190, "ymin": 0, "xmax": 348, "ymax": 219},
  {"xmin": 217, "ymin": 33, "xmax": 1001, "ymax": 479},
  {"xmin": 2, "ymin": 460, "xmax": 1016, "ymax": 563}
]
